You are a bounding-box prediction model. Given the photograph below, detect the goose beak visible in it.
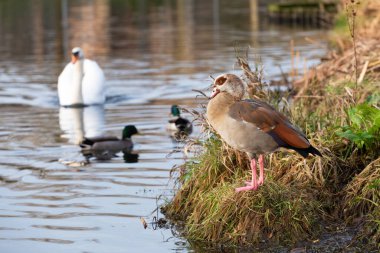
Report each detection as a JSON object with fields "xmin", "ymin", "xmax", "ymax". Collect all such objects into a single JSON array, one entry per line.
[{"xmin": 210, "ymin": 87, "xmax": 220, "ymax": 99}]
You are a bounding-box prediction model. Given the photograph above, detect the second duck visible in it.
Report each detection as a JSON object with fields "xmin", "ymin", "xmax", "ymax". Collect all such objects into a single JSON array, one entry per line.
[{"xmin": 80, "ymin": 125, "xmax": 138, "ymax": 160}]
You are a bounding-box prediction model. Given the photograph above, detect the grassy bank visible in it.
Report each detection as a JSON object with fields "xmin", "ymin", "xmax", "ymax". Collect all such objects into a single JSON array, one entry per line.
[{"xmin": 163, "ymin": 0, "xmax": 380, "ymax": 250}]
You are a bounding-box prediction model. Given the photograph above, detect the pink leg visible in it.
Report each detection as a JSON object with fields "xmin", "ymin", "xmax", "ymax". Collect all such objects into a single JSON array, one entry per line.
[
  {"xmin": 257, "ymin": 154, "xmax": 264, "ymax": 186},
  {"xmin": 235, "ymin": 159, "xmax": 258, "ymax": 192}
]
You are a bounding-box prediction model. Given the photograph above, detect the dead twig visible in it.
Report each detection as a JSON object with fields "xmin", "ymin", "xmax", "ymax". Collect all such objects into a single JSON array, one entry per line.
[
  {"xmin": 192, "ymin": 89, "xmax": 209, "ymax": 99},
  {"xmin": 358, "ymin": 60, "xmax": 369, "ymax": 84}
]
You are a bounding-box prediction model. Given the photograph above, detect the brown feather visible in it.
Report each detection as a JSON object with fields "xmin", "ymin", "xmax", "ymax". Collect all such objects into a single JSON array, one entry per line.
[
  {"xmin": 272, "ymin": 122, "xmax": 310, "ymax": 149},
  {"xmin": 229, "ymin": 99, "xmax": 310, "ymax": 149},
  {"xmin": 229, "ymin": 100, "xmax": 279, "ymax": 131}
]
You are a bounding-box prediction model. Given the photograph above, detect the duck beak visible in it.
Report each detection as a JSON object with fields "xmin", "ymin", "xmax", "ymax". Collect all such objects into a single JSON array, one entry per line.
[{"xmin": 210, "ymin": 87, "xmax": 220, "ymax": 99}]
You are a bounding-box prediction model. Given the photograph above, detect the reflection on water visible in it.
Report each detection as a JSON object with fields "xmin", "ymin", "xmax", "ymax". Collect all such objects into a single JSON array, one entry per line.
[
  {"xmin": 59, "ymin": 106, "xmax": 105, "ymax": 144},
  {"xmin": 82, "ymin": 149, "xmax": 139, "ymax": 163},
  {"xmin": 0, "ymin": 0, "xmax": 329, "ymax": 252},
  {"xmin": 123, "ymin": 152, "xmax": 139, "ymax": 163}
]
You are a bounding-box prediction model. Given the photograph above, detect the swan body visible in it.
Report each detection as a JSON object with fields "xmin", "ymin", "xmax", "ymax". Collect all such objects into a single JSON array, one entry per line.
[{"xmin": 58, "ymin": 47, "xmax": 106, "ymax": 107}]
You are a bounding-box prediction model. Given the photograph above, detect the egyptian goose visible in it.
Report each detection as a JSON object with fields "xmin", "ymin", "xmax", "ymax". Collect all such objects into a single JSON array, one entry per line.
[
  {"xmin": 166, "ymin": 105, "xmax": 193, "ymax": 134},
  {"xmin": 58, "ymin": 47, "xmax": 106, "ymax": 107},
  {"xmin": 80, "ymin": 125, "xmax": 138, "ymax": 160},
  {"xmin": 206, "ymin": 74, "xmax": 321, "ymax": 192}
]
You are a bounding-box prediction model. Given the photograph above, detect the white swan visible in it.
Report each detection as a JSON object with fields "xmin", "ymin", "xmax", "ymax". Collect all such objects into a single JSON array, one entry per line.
[{"xmin": 58, "ymin": 47, "xmax": 106, "ymax": 107}]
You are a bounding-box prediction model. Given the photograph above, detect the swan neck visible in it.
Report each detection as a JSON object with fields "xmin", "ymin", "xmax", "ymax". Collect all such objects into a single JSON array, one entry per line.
[{"xmin": 73, "ymin": 59, "xmax": 84, "ymax": 105}]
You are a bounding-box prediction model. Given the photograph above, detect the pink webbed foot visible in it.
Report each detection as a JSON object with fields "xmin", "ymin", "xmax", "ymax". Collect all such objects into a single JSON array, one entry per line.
[
  {"xmin": 243, "ymin": 178, "xmax": 262, "ymax": 187},
  {"xmin": 235, "ymin": 183, "xmax": 258, "ymax": 192},
  {"xmin": 236, "ymin": 181, "xmax": 260, "ymax": 191},
  {"xmin": 235, "ymin": 158, "xmax": 259, "ymax": 192}
]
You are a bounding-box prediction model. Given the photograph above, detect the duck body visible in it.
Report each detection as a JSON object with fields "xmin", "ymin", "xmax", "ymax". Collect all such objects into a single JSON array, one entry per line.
[
  {"xmin": 206, "ymin": 74, "xmax": 321, "ymax": 192},
  {"xmin": 58, "ymin": 47, "xmax": 106, "ymax": 107},
  {"xmin": 80, "ymin": 125, "xmax": 138, "ymax": 160},
  {"xmin": 167, "ymin": 117, "xmax": 193, "ymax": 133},
  {"xmin": 166, "ymin": 105, "xmax": 192, "ymax": 135},
  {"xmin": 81, "ymin": 136, "xmax": 133, "ymax": 152}
]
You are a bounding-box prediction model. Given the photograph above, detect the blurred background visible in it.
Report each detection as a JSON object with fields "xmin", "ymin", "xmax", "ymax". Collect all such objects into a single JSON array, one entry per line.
[{"xmin": 0, "ymin": 0, "xmax": 329, "ymax": 252}]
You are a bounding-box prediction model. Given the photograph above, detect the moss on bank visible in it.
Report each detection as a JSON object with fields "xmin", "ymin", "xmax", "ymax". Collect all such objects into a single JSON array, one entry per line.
[{"xmin": 164, "ymin": 0, "xmax": 380, "ymax": 250}]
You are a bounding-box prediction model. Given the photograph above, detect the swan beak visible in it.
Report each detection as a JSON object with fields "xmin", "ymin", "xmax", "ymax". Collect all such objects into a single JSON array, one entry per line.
[{"xmin": 71, "ymin": 55, "xmax": 78, "ymax": 64}]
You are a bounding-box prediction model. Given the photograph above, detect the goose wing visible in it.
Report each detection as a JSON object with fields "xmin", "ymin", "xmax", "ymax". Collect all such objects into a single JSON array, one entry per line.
[{"xmin": 228, "ymin": 99, "xmax": 310, "ymax": 149}]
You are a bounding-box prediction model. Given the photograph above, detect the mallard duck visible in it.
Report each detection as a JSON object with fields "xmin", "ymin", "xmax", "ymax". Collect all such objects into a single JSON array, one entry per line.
[
  {"xmin": 206, "ymin": 74, "xmax": 321, "ymax": 192},
  {"xmin": 166, "ymin": 105, "xmax": 192, "ymax": 135},
  {"xmin": 80, "ymin": 125, "xmax": 138, "ymax": 160},
  {"xmin": 58, "ymin": 47, "xmax": 106, "ymax": 107}
]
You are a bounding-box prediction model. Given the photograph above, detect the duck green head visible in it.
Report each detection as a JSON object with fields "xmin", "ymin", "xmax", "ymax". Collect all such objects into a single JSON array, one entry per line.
[
  {"xmin": 171, "ymin": 105, "xmax": 181, "ymax": 117},
  {"xmin": 122, "ymin": 125, "xmax": 138, "ymax": 139}
]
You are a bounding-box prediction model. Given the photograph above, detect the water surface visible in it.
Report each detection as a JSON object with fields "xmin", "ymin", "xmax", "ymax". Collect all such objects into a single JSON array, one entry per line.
[{"xmin": 0, "ymin": 0, "xmax": 328, "ymax": 252}]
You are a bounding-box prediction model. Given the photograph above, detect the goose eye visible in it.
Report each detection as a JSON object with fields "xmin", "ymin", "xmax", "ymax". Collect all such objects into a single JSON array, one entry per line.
[{"xmin": 216, "ymin": 76, "xmax": 227, "ymax": 86}]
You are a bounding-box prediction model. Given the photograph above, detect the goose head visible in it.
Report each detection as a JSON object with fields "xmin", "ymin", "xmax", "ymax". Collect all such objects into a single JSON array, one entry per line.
[
  {"xmin": 122, "ymin": 125, "xmax": 139, "ymax": 139},
  {"xmin": 210, "ymin": 74, "xmax": 245, "ymax": 100},
  {"xmin": 71, "ymin": 47, "xmax": 84, "ymax": 64}
]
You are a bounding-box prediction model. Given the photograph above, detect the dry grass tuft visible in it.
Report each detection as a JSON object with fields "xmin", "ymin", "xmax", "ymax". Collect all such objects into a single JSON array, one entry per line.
[
  {"xmin": 186, "ymin": 181, "xmax": 321, "ymax": 245},
  {"xmin": 343, "ymin": 157, "xmax": 380, "ymax": 218},
  {"xmin": 342, "ymin": 157, "xmax": 380, "ymax": 246},
  {"xmin": 165, "ymin": 136, "xmax": 322, "ymax": 246}
]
